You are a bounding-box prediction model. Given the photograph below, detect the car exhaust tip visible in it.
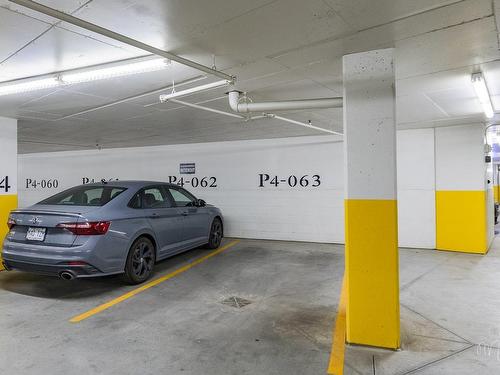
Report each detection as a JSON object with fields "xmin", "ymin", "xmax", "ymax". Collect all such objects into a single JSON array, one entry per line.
[{"xmin": 59, "ymin": 271, "xmax": 76, "ymax": 281}]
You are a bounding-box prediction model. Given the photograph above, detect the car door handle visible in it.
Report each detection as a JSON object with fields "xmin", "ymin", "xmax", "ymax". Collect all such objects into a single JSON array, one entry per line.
[
  {"xmin": 181, "ymin": 211, "xmax": 188, "ymax": 216},
  {"xmin": 149, "ymin": 213, "xmax": 160, "ymax": 219}
]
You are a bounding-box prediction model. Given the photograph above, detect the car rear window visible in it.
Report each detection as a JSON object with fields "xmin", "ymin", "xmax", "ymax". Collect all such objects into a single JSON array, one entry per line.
[{"xmin": 39, "ymin": 186, "xmax": 127, "ymax": 206}]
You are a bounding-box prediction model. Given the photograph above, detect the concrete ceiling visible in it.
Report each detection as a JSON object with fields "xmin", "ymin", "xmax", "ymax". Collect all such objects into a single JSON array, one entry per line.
[{"xmin": 0, "ymin": 0, "xmax": 499, "ymax": 153}]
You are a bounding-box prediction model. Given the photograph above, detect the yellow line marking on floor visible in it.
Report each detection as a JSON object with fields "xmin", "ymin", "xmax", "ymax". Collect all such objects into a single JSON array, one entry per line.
[
  {"xmin": 69, "ymin": 240, "xmax": 240, "ymax": 323},
  {"xmin": 327, "ymin": 273, "xmax": 347, "ymax": 375}
]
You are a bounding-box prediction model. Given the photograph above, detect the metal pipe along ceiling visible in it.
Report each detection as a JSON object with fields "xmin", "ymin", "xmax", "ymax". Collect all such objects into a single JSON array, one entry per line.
[
  {"xmin": 166, "ymin": 99, "xmax": 341, "ymax": 135},
  {"xmin": 265, "ymin": 114, "xmax": 343, "ymax": 135},
  {"xmin": 228, "ymin": 90, "xmax": 343, "ymax": 113},
  {"xmin": 168, "ymin": 99, "xmax": 246, "ymax": 119},
  {"xmin": 8, "ymin": 0, "xmax": 234, "ymax": 82}
]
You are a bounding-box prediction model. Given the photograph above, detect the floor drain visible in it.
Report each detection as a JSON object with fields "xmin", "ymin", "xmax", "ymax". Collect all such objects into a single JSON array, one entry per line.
[{"xmin": 221, "ymin": 296, "xmax": 252, "ymax": 309}]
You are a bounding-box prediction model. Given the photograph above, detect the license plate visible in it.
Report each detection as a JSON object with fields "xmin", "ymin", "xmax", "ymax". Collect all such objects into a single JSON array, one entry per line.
[{"xmin": 26, "ymin": 227, "xmax": 46, "ymax": 242}]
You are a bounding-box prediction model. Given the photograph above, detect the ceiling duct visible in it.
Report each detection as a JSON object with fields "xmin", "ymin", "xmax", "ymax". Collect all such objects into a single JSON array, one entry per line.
[{"xmin": 228, "ymin": 90, "xmax": 343, "ymax": 113}]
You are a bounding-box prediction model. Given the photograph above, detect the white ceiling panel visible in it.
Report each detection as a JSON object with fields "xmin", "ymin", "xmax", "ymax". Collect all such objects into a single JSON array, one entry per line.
[
  {"xmin": 58, "ymin": 0, "xmax": 277, "ymax": 52},
  {"xmin": 396, "ymin": 66, "xmax": 476, "ymax": 97},
  {"xmin": 269, "ymin": 0, "xmax": 493, "ymax": 85},
  {"xmin": 0, "ymin": 0, "xmax": 88, "ymax": 21},
  {"xmin": 426, "ymin": 87, "xmax": 482, "ymax": 117},
  {"xmin": 323, "ymin": 0, "xmax": 477, "ymax": 30},
  {"xmin": 189, "ymin": 0, "xmax": 353, "ymax": 62},
  {"xmin": 0, "ymin": 6, "xmax": 49, "ymax": 64},
  {"xmin": 0, "ymin": 27, "xmax": 141, "ymax": 81},
  {"xmin": 226, "ymin": 59, "xmax": 289, "ymax": 86},
  {"xmin": 396, "ymin": 17, "xmax": 500, "ymax": 79},
  {"xmin": 16, "ymin": 109, "xmax": 62, "ymax": 121},
  {"xmin": 69, "ymin": 101, "xmax": 159, "ymax": 122},
  {"xmin": 19, "ymin": 88, "xmax": 113, "ymax": 116},
  {"xmin": 251, "ymin": 79, "xmax": 339, "ymax": 101},
  {"xmin": 396, "ymin": 94, "xmax": 448, "ymax": 124}
]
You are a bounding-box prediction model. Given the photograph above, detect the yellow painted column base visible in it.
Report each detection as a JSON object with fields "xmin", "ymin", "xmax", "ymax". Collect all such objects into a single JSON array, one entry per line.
[
  {"xmin": 436, "ymin": 191, "xmax": 489, "ymax": 255},
  {"xmin": 0, "ymin": 194, "xmax": 18, "ymax": 271},
  {"xmin": 345, "ymin": 199, "xmax": 400, "ymax": 349}
]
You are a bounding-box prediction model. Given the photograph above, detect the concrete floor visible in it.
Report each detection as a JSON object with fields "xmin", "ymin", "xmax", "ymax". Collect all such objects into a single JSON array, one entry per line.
[
  {"xmin": 345, "ymin": 236, "xmax": 500, "ymax": 375},
  {"xmin": 0, "ymin": 237, "xmax": 499, "ymax": 374}
]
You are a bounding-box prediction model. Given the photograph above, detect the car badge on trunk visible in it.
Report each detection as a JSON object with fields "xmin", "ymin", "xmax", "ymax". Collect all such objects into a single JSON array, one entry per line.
[{"xmin": 29, "ymin": 216, "xmax": 41, "ymax": 225}]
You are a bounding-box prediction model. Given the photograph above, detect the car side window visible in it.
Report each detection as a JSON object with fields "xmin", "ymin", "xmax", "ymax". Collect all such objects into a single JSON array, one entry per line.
[
  {"xmin": 129, "ymin": 186, "xmax": 171, "ymax": 209},
  {"xmin": 142, "ymin": 187, "xmax": 171, "ymax": 208},
  {"xmin": 168, "ymin": 187, "xmax": 196, "ymax": 207},
  {"xmin": 128, "ymin": 192, "xmax": 141, "ymax": 209}
]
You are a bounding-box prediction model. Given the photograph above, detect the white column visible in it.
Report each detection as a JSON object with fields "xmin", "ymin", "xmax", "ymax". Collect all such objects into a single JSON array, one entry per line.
[{"xmin": 343, "ymin": 48, "xmax": 399, "ymax": 349}]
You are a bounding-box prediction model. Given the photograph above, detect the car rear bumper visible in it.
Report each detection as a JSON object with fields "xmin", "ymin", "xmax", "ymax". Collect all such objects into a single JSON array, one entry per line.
[
  {"xmin": 2, "ymin": 258, "xmax": 103, "ymax": 278},
  {"xmin": 1, "ymin": 234, "xmax": 127, "ymax": 278}
]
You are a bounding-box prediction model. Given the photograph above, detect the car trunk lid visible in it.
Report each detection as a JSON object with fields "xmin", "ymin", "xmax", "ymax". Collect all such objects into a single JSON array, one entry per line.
[{"xmin": 8, "ymin": 205, "xmax": 97, "ymax": 247}]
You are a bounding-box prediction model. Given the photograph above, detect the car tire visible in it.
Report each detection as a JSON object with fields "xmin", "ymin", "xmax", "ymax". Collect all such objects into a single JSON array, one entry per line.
[
  {"xmin": 207, "ymin": 218, "xmax": 223, "ymax": 249},
  {"xmin": 123, "ymin": 237, "xmax": 156, "ymax": 284}
]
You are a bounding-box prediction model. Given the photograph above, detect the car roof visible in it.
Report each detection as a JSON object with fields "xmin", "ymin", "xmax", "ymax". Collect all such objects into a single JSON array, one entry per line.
[{"xmin": 80, "ymin": 180, "xmax": 178, "ymax": 189}]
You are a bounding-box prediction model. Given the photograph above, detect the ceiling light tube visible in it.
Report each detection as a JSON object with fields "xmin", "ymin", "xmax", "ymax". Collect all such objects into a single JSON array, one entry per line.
[
  {"xmin": 0, "ymin": 57, "xmax": 171, "ymax": 96},
  {"xmin": 159, "ymin": 80, "xmax": 232, "ymax": 102},
  {"xmin": 0, "ymin": 77, "xmax": 60, "ymax": 96},
  {"xmin": 61, "ymin": 58, "xmax": 170, "ymax": 84},
  {"xmin": 472, "ymin": 72, "xmax": 494, "ymax": 119}
]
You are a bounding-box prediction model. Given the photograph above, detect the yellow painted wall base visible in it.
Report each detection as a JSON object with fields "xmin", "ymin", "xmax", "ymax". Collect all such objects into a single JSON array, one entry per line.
[
  {"xmin": 345, "ymin": 199, "xmax": 400, "ymax": 349},
  {"xmin": 0, "ymin": 194, "xmax": 17, "ymax": 271},
  {"xmin": 436, "ymin": 191, "xmax": 488, "ymax": 254},
  {"xmin": 494, "ymin": 185, "xmax": 499, "ymax": 204}
]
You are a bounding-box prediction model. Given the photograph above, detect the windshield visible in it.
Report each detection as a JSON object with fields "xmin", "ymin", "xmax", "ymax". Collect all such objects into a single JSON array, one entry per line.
[{"xmin": 39, "ymin": 186, "xmax": 127, "ymax": 207}]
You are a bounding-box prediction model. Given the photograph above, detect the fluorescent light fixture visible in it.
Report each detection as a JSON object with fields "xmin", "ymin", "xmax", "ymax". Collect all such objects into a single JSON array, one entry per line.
[
  {"xmin": 0, "ymin": 77, "xmax": 60, "ymax": 96},
  {"xmin": 472, "ymin": 72, "xmax": 494, "ymax": 119},
  {"xmin": 159, "ymin": 80, "xmax": 231, "ymax": 102},
  {"xmin": 0, "ymin": 57, "xmax": 171, "ymax": 96},
  {"xmin": 62, "ymin": 58, "xmax": 170, "ymax": 84}
]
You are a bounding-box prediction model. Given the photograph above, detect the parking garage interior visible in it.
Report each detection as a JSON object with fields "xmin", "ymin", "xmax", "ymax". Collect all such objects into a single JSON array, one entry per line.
[{"xmin": 1, "ymin": 1, "xmax": 500, "ymax": 374}]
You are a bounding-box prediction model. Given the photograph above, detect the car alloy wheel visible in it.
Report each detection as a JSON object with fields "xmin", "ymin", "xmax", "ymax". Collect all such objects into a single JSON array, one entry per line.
[
  {"xmin": 208, "ymin": 218, "xmax": 222, "ymax": 249},
  {"xmin": 132, "ymin": 241, "xmax": 154, "ymax": 278},
  {"xmin": 124, "ymin": 237, "xmax": 156, "ymax": 284}
]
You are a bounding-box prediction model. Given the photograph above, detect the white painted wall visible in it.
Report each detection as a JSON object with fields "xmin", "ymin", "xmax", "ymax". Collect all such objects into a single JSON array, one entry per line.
[
  {"xmin": 19, "ymin": 125, "xmax": 489, "ymax": 249},
  {"xmin": 435, "ymin": 124, "xmax": 485, "ymax": 191},
  {"xmin": 18, "ymin": 136, "xmax": 345, "ymax": 244},
  {"xmin": 18, "ymin": 130, "xmax": 439, "ymax": 248},
  {"xmin": 397, "ymin": 128, "xmax": 436, "ymax": 248},
  {"xmin": 0, "ymin": 117, "xmax": 17, "ymax": 196}
]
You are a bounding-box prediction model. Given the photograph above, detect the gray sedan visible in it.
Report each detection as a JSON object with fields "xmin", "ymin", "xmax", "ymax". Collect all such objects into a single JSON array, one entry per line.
[{"xmin": 2, "ymin": 181, "xmax": 224, "ymax": 284}]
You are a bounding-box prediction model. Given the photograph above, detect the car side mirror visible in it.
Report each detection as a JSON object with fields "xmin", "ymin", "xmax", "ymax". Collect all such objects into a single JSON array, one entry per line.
[{"xmin": 196, "ymin": 199, "xmax": 206, "ymax": 207}]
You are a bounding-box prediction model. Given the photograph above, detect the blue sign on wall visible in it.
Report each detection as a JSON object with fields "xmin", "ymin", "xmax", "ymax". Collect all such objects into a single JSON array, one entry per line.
[{"xmin": 179, "ymin": 163, "xmax": 195, "ymax": 174}]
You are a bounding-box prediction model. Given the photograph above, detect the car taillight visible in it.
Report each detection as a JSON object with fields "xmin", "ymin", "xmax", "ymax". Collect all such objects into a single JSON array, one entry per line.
[
  {"xmin": 7, "ymin": 217, "xmax": 16, "ymax": 230},
  {"xmin": 57, "ymin": 221, "xmax": 111, "ymax": 235}
]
